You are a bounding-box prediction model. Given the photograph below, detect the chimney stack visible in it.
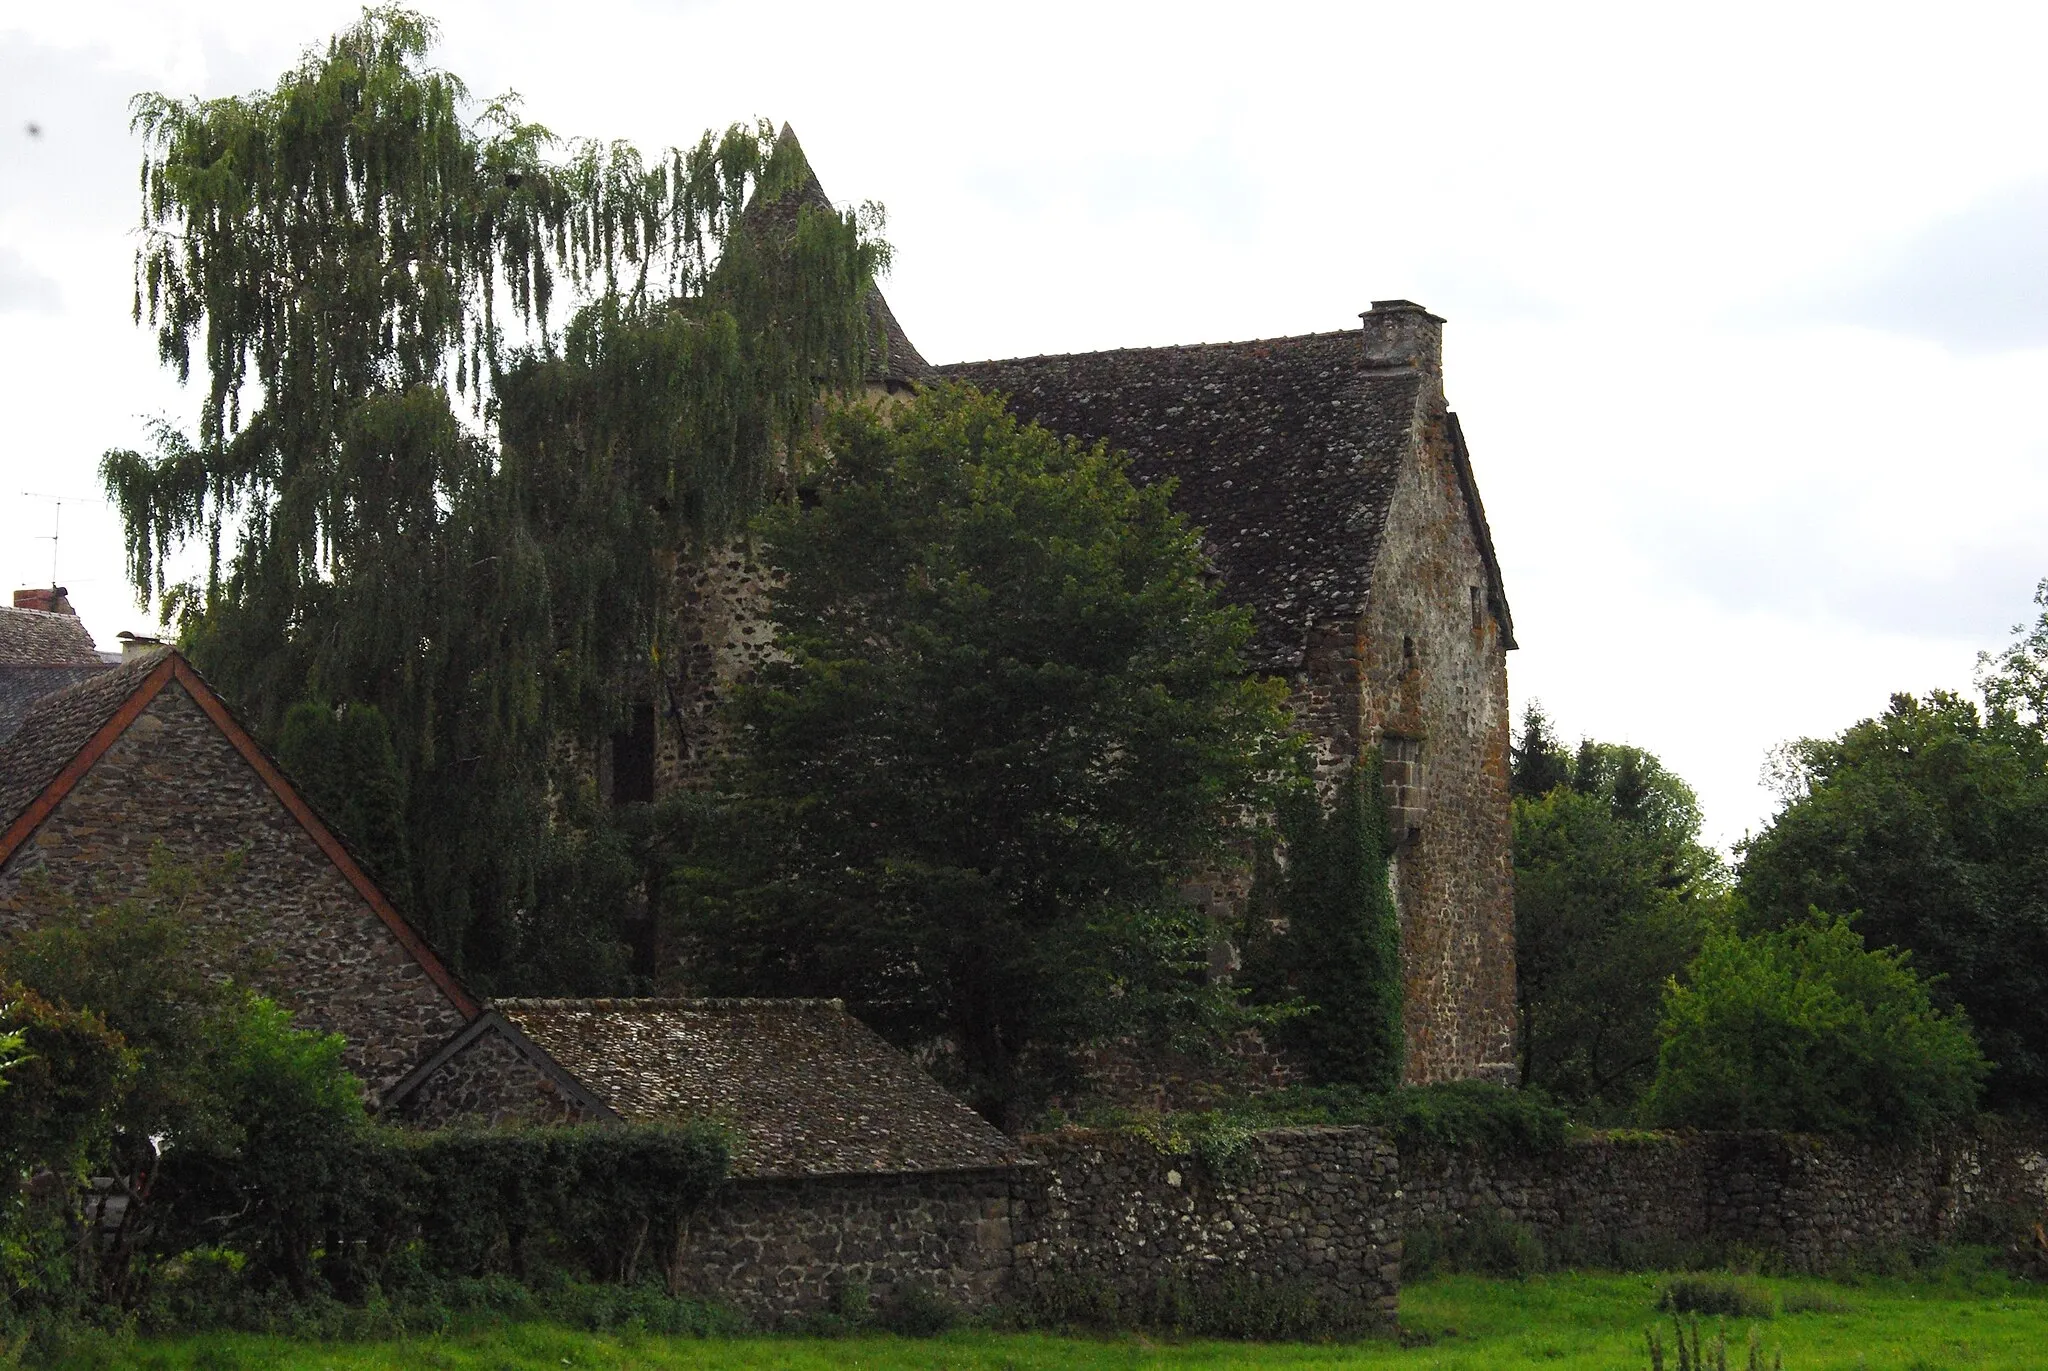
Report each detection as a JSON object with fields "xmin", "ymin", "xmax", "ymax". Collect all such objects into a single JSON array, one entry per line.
[
  {"xmin": 12, "ymin": 586, "xmax": 75, "ymax": 615},
  {"xmin": 1360, "ymin": 300, "xmax": 1444, "ymax": 387}
]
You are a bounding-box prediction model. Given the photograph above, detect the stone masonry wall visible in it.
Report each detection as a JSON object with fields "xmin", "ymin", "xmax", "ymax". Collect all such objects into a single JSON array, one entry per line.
[
  {"xmin": 657, "ymin": 539, "xmax": 780, "ymax": 795},
  {"xmin": 1403, "ymin": 1127, "xmax": 2048, "ymax": 1273},
  {"xmin": 0, "ymin": 682, "xmax": 468, "ymax": 1097},
  {"xmin": 1014, "ymin": 1126, "xmax": 1400, "ymax": 1328},
  {"xmin": 675, "ymin": 1170, "xmax": 1015, "ymax": 1318},
  {"xmin": 393, "ymin": 1027, "xmax": 586, "ymax": 1129},
  {"xmin": 1355, "ymin": 402, "xmax": 1517, "ymax": 1085}
]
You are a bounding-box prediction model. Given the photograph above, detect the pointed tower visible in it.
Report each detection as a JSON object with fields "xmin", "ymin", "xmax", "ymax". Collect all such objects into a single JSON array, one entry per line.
[{"xmin": 744, "ymin": 124, "xmax": 931, "ymax": 392}]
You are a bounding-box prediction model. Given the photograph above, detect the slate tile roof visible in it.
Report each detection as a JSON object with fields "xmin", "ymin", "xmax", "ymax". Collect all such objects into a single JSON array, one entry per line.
[
  {"xmin": 0, "ymin": 665, "xmax": 114, "ymax": 747},
  {"xmin": 0, "ymin": 649, "xmax": 168, "ymax": 833},
  {"xmin": 0, "ymin": 606, "xmax": 104, "ymax": 667},
  {"xmin": 493, "ymin": 997, "xmax": 1021, "ymax": 1178},
  {"xmin": 937, "ymin": 331, "xmax": 1422, "ymax": 671}
]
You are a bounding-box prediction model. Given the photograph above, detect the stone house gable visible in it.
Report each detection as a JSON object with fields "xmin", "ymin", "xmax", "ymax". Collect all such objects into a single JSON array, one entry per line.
[
  {"xmin": 938, "ymin": 302, "xmax": 1517, "ymax": 1084},
  {"xmin": 0, "ymin": 649, "xmax": 475, "ymax": 1099}
]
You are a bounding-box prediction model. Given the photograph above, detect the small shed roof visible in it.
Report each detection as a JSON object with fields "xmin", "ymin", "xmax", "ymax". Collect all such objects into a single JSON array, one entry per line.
[{"xmin": 492, "ymin": 997, "xmax": 1021, "ymax": 1178}]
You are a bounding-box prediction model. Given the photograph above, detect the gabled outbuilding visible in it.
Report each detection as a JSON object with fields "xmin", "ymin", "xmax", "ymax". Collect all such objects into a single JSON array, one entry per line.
[{"xmin": 0, "ymin": 648, "xmax": 475, "ymax": 1097}]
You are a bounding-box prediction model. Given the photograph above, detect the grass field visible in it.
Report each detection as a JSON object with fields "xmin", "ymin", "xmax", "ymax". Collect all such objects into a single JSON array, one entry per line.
[{"xmin": 36, "ymin": 1269, "xmax": 2048, "ymax": 1370}]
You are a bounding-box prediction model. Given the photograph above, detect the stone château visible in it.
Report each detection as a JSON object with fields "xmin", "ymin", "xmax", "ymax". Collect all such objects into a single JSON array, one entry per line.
[{"xmin": 647, "ymin": 137, "xmax": 1519, "ymax": 1086}]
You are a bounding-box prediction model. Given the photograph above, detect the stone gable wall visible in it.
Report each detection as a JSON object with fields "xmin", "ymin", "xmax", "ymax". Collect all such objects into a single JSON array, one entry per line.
[
  {"xmin": 1013, "ymin": 1126, "xmax": 1401, "ymax": 1328},
  {"xmin": 394, "ymin": 1026, "xmax": 586, "ymax": 1129},
  {"xmin": 1355, "ymin": 405, "xmax": 1517, "ymax": 1085},
  {"xmin": 0, "ymin": 682, "xmax": 468, "ymax": 1097}
]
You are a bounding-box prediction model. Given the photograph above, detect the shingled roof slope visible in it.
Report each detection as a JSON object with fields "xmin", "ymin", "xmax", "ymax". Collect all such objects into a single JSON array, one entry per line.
[
  {"xmin": 493, "ymin": 998, "xmax": 1020, "ymax": 1178},
  {"xmin": 938, "ymin": 331, "xmax": 1421, "ymax": 670},
  {"xmin": 0, "ymin": 665, "xmax": 113, "ymax": 747},
  {"xmin": 740, "ymin": 125, "xmax": 930, "ymax": 386},
  {"xmin": 0, "ymin": 606, "xmax": 103, "ymax": 668},
  {"xmin": 0, "ymin": 649, "xmax": 168, "ymax": 832}
]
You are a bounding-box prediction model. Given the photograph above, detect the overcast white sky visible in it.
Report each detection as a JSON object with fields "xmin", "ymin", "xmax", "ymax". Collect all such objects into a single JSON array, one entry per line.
[{"xmin": 3, "ymin": 1, "xmax": 2045, "ymax": 848}]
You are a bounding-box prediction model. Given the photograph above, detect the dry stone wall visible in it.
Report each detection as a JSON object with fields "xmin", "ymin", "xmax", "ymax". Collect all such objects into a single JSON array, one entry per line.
[
  {"xmin": 1013, "ymin": 1126, "xmax": 1401, "ymax": 1328},
  {"xmin": 0, "ymin": 682, "xmax": 467, "ymax": 1097},
  {"xmin": 1402, "ymin": 1127, "xmax": 2048, "ymax": 1273},
  {"xmin": 675, "ymin": 1170, "xmax": 1015, "ymax": 1318}
]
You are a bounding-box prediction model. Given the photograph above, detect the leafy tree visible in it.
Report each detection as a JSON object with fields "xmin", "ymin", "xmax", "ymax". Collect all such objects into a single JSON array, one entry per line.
[
  {"xmin": 99, "ymin": 8, "xmax": 886, "ymax": 986},
  {"xmin": 1513, "ymin": 713, "xmax": 1727, "ymax": 1114},
  {"xmin": 0, "ymin": 855, "xmax": 365, "ymax": 1304},
  {"xmin": 276, "ymin": 700, "xmax": 412, "ymax": 896},
  {"xmin": 1240, "ymin": 767, "xmax": 1403, "ymax": 1090},
  {"xmin": 1641, "ymin": 915, "xmax": 1986, "ymax": 1141},
  {"xmin": 1509, "ymin": 702, "xmax": 1572, "ymax": 799},
  {"xmin": 1737, "ymin": 686, "xmax": 2048, "ymax": 1115},
  {"xmin": 680, "ymin": 386, "xmax": 1296, "ymax": 1125}
]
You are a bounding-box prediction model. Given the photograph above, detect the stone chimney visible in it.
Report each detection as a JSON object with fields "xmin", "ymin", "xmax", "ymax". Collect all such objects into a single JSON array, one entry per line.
[
  {"xmin": 116, "ymin": 630, "xmax": 163, "ymax": 661},
  {"xmin": 12, "ymin": 586, "xmax": 75, "ymax": 615},
  {"xmin": 1360, "ymin": 300, "xmax": 1444, "ymax": 388}
]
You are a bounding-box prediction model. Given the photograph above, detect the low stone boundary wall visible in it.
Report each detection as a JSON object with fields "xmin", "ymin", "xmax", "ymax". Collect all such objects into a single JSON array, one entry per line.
[
  {"xmin": 674, "ymin": 1169, "xmax": 1014, "ymax": 1317},
  {"xmin": 1403, "ymin": 1126, "xmax": 2048, "ymax": 1273},
  {"xmin": 650, "ymin": 1123, "xmax": 2045, "ymax": 1319},
  {"xmin": 1013, "ymin": 1126, "xmax": 1401, "ymax": 1328}
]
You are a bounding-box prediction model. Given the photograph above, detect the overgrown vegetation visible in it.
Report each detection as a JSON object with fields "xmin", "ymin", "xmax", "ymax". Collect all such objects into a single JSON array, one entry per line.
[
  {"xmin": 1736, "ymin": 581, "xmax": 2048, "ymax": 1117},
  {"xmin": 99, "ymin": 6, "xmax": 887, "ymax": 992},
  {"xmin": 0, "ymin": 857, "xmax": 728, "ymax": 1352},
  {"xmin": 1640, "ymin": 915, "xmax": 1986, "ymax": 1141},
  {"xmin": 1239, "ymin": 764, "xmax": 1404, "ymax": 1092},
  {"xmin": 1511, "ymin": 708, "xmax": 1728, "ymax": 1116},
  {"xmin": 675, "ymin": 386, "xmax": 1298, "ymax": 1124}
]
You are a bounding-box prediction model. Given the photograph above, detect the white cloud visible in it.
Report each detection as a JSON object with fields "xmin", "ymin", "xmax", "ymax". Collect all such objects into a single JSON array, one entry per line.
[{"xmin": 2, "ymin": 0, "xmax": 2046, "ymax": 844}]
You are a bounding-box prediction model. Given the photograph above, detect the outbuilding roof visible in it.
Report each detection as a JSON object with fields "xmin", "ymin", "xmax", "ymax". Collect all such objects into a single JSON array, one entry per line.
[
  {"xmin": 490, "ymin": 997, "xmax": 1021, "ymax": 1178},
  {"xmin": 937, "ymin": 331, "xmax": 1429, "ymax": 671}
]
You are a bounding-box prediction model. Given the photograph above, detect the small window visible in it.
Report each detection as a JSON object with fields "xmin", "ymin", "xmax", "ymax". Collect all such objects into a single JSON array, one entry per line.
[
  {"xmin": 1470, "ymin": 585, "xmax": 1483, "ymax": 629},
  {"xmin": 610, "ymin": 701, "xmax": 656, "ymax": 806}
]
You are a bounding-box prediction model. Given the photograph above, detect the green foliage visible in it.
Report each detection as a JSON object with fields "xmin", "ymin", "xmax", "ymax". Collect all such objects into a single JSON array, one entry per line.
[
  {"xmin": 1240, "ymin": 766, "xmax": 1402, "ymax": 1091},
  {"xmin": 100, "ymin": 9, "xmax": 887, "ymax": 990},
  {"xmin": 1065, "ymin": 1078, "xmax": 1570, "ymax": 1160},
  {"xmin": 1024, "ymin": 1269, "xmax": 1384, "ymax": 1340},
  {"xmin": 685, "ymin": 385, "xmax": 1296, "ymax": 1123},
  {"xmin": 0, "ymin": 990, "xmax": 131, "ymax": 1180},
  {"xmin": 1403, "ymin": 1209, "xmax": 1549, "ymax": 1279},
  {"xmin": 390, "ymin": 1124, "xmax": 729, "ymax": 1288},
  {"xmin": 276, "ymin": 700, "xmax": 411, "ymax": 897},
  {"xmin": 1658, "ymin": 1276, "xmax": 1776, "ymax": 1320},
  {"xmin": 1513, "ymin": 706, "xmax": 1728, "ymax": 1115},
  {"xmin": 1738, "ymin": 667, "xmax": 2048, "ymax": 1116},
  {"xmin": 1641, "ymin": 915, "xmax": 1987, "ymax": 1140}
]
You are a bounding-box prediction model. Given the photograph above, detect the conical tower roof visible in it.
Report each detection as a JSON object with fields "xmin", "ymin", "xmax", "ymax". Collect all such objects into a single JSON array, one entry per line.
[{"xmin": 750, "ymin": 124, "xmax": 930, "ymax": 387}]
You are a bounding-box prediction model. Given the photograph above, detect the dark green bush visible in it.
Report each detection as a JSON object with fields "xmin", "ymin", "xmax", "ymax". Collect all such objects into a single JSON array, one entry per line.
[
  {"xmin": 1642, "ymin": 915, "xmax": 1987, "ymax": 1141},
  {"xmin": 1659, "ymin": 1275, "xmax": 1775, "ymax": 1320},
  {"xmin": 1403, "ymin": 1209, "xmax": 1547, "ymax": 1279}
]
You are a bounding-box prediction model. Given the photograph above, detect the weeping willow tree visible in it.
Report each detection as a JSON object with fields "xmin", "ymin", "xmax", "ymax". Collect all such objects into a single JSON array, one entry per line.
[{"xmin": 99, "ymin": 7, "xmax": 886, "ymax": 987}]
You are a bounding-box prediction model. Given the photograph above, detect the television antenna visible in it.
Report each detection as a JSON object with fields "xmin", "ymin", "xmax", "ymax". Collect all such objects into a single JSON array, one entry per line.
[{"xmin": 20, "ymin": 492, "xmax": 101, "ymax": 588}]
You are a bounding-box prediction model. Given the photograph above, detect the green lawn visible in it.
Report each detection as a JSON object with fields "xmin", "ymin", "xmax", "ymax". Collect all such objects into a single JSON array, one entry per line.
[{"xmin": 42, "ymin": 1271, "xmax": 2048, "ymax": 1370}]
